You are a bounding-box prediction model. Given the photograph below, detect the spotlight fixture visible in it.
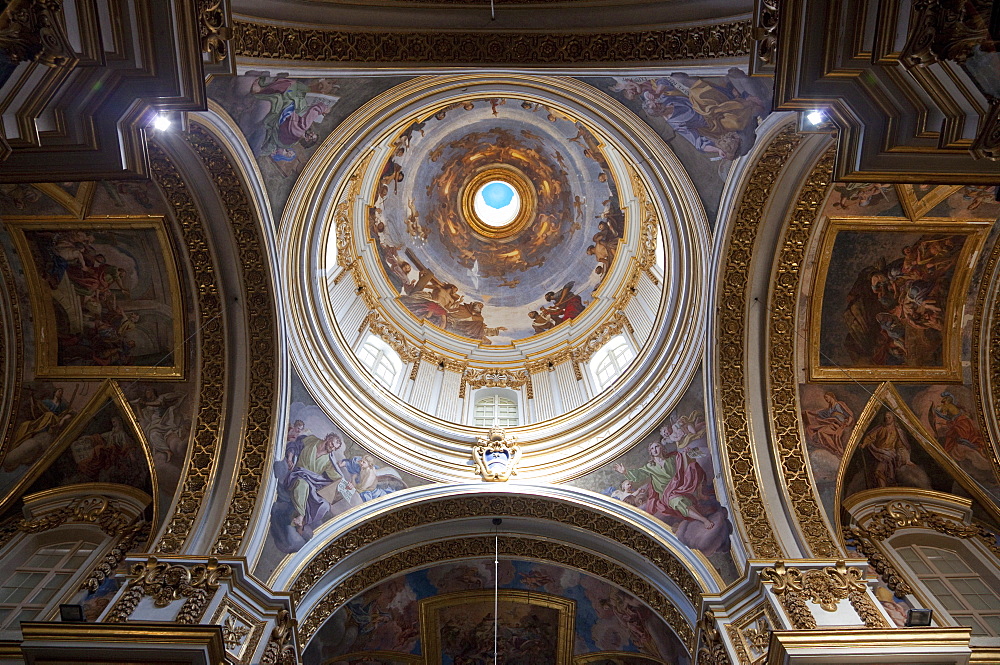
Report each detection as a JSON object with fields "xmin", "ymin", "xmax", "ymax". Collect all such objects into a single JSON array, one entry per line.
[
  {"xmin": 152, "ymin": 113, "xmax": 172, "ymax": 131},
  {"xmin": 806, "ymin": 110, "xmax": 826, "ymax": 126},
  {"xmin": 904, "ymin": 608, "xmax": 933, "ymax": 627},
  {"xmin": 59, "ymin": 604, "xmax": 85, "ymax": 622}
]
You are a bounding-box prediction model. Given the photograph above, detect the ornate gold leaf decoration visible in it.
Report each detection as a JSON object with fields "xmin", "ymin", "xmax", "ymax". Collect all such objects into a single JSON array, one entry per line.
[
  {"xmin": 724, "ymin": 603, "xmax": 780, "ymax": 665},
  {"xmin": 716, "ymin": 123, "xmax": 801, "ymax": 559},
  {"xmin": 751, "ymin": 0, "xmax": 779, "ymax": 72},
  {"xmin": 900, "ymin": 0, "xmax": 997, "ymax": 67},
  {"xmin": 571, "ymin": 310, "xmax": 634, "ymax": 365},
  {"xmin": 290, "ymin": 494, "xmax": 703, "ymax": 608},
  {"xmin": 472, "ymin": 426, "xmax": 521, "ymax": 481},
  {"xmin": 768, "ymin": 144, "xmax": 840, "ymax": 557},
  {"xmin": 0, "ymin": 0, "xmax": 75, "ymax": 67},
  {"xmin": 970, "ymin": 188, "xmax": 1000, "ymax": 473},
  {"xmin": 464, "ymin": 367, "xmax": 531, "ymax": 391},
  {"xmin": 760, "ymin": 561, "xmax": 888, "ymax": 629},
  {"xmin": 696, "ymin": 611, "xmax": 732, "ymax": 665},
  {"xmin": 106, "ymin": 557, "xmax": 233, "ymax": 624},
  {"xmin": 198, "ymin": 0, "xmax": 232, "ymax": 64},
  {"xmin": 363, "ymin": 311, "xmax": 422, "ymax": 364},
  {"xmin": 181, "ymin": 122, "xmax": 278, "ymax": 557},
  {"xmin": 260, "ymin": 608, "xmax": 298, "ymax": 665},
  {"xmin": 232, "ymin": 19, "xmax": 752, "ymax": 65},
  {"xmin": 842, "ymin": 526, "xmax": 913, "ymax": 596},
  {"xmin": 0, "ymin": 494, "xmax": 150, "ymax": 595},
  {"xmin": 147, "ymin": 139, "xmax": 225, "ymax": 554},
  {"xmin": 298, "ymin": 535, "xmax": 695, "ymax": 653},
  {"xmin": 854, "ymin": 499, "xmax": 1000, "ymax": 560}
]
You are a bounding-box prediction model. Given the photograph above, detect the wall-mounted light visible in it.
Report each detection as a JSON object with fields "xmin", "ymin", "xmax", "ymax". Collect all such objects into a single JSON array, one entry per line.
[
  {"xmin": 152, "ymin": 113, "xmax": 172, "ymax": 131},
  {"xmin": 806, "ymin": 110, "xmax": 826, "ymax": 126},
  {"xmin": 904, "ymin": 608, "xmax": 933, "ymax": 627}
]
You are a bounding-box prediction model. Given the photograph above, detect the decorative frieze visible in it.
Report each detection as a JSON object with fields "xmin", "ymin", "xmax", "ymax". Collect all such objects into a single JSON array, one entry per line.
[{"xmin": 106, "ymin": 557, "xmax": 233, "ymax": 625}]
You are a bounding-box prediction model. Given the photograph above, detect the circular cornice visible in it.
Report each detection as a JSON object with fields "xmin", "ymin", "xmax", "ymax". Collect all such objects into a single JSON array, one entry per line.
[{"xmin": 279, "ymin": 74, "xmax": 709, "ymax": 483}]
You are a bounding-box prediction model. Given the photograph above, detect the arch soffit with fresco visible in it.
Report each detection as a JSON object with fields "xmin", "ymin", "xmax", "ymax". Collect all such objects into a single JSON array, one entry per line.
[{"xmin": 274, "ymin": 487, "xmax": 720, "ymax": 655}]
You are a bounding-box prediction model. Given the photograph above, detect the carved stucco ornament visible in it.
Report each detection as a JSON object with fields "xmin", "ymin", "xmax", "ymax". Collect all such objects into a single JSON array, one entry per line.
[
  {"xmin": 696, "ymin": 610, "xmax": 732, "ymax": 665},
  {"xmin": 760, "ymin": 560, "xmax": 889, "ymax": 629},
  {"xmin": 0, "ymin": 0, "xmax": 74, "ymax": 67},
  {"xmin": 260, "ymin": 608, "xmax": 297, "ymax": 665},
  {"xmin": 901, "ymin": 0, "xmax": 997, "ymax": 67},
  {"xmin": 473, "ymin": 427, "xmax": 521, "ymax": 481},
  {"xmin": 106, "ymin": 557, "xmax": 233, "ymax": 624}
]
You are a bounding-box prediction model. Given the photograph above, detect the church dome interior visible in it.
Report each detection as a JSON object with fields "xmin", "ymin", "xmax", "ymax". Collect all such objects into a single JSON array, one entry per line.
[{"xmin": 0, "ymin": 1, "xmax": 999, "ymax": 664}]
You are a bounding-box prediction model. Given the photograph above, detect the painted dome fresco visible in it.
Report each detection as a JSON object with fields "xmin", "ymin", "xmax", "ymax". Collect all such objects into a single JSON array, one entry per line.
[
  {"xmin": 368, "ymin": 95, "xmax": 626, "ymax": 345},
  {"xmin": 280, "ymin": 76, "xmax": 709, "ymax": 480}
]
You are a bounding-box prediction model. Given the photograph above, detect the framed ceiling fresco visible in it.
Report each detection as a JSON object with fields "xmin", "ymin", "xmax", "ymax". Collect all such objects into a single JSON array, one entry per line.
[
  {"xmin": 809, "ymin": 217, "xmax": 989, "ymax": 381},
  {"xmin": 418, "ymin": 589, "xmax": 575, "ymax": 665},
  {"xmin": 6, "ymin": 216, "xmax": 184, "ymax": 378}
]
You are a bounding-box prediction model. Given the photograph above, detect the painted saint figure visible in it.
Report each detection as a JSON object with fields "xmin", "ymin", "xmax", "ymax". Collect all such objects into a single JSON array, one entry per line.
[
  {"xmin": 613, "ymin": 439, "xmax": 714, "ymax": 529},
  {"xmin": 803, "ymin": 391, "xmax": 855, "ymax": 455},
  {"xmin": 860, "ymin": 412, "xmax": 915, "ymax": 487}
]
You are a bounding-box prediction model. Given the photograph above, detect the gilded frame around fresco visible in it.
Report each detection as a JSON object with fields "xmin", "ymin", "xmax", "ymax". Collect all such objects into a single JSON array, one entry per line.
[
  {"xmin": 419, "ymin": 589, "xmax": 575, "ymax": 665},
  {"xmin": 808, "ymin": 217, "xmax": 989, "ymax": 382},
  {"xmin": 5, "ymin": 216, "xmax": 185, "ymax": 379}
]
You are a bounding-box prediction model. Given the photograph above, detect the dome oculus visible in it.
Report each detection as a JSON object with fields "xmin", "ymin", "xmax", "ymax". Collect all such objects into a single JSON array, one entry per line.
[{"xmin": 473, "ymin": 180, "xmax": 520, "ymax": 228}]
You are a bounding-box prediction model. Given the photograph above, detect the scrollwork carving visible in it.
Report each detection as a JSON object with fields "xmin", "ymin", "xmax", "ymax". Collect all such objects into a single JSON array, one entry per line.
[
  {"xmin": 857, "ymin": 499, "xmax": 1000, "ymax": 560},
  {"xmin": 198, "ymin": 0, "xmax": 232, "ymax": 64},
  {"xmin": 971, "ymin": 97, "xmax": 1000, "ymax": 161},
  {"xmin": 768, "ymin": 144, "xmax": 840, "ymax": 556},
  {"xmin": 696, "ymin": 611, "xmax": 731, "ymax": 665},
  {"xmin": 364, "ymin": 311, "xmax": 422, "ymax": 364},
  {"xmin": 752, "ymin": 0, "xmax": 779, "ymax": 70},
  {"xmin": 843, "ymin": 526, "xmax": 913, "ymax": 596},
  {"xmin": 260, "ymin": 609, "xmax": 297, "ymax": 665},
  {"xmin": 148, "ymin": 139, "xmax": 226, "ymax": 554},
  {"xmin": 464, "ymin": 367, "xmax": 530, "ymax": 391},
  {"xmin": 232, "ymin": 19, "xmax": 752, "ymax": 64},
  {"xmin": 572, "ymin": 310, "xmax": 632, "ymax": 365},
  {"xmin": 106, "ymin": 557, "xmax": 233, "ymax": 624},
  {"xmin": 761, "ymin": 560, "xmax": 885, "ymax": 628},
  {"xmin": 0, "ymin": 0, "xmax": 74, "ymax": 67},
  {"xmin": 901, "ymin": 0, "xmax": 997, "ymax": 67}
]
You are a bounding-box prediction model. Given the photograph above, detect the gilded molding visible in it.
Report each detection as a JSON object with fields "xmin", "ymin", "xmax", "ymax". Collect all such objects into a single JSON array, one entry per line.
[
  {"xmin": 335, "ymin": 155, "xmax": 371, "ymax": 270},
  {"xmin": 211, "ymin": 600, "xmax": 267, "ymax": 665},
  {"xmin": 232, "ymin": 19, "xmax": 752, "ymax": 65},
  {"xmin": 299, "ymin": 535, "xmax": 695, "ymax": 653},
  {"xmin": 0, "ymin": 245, "xmax": 23, "ymax": 461},
  {"xmin": 81, "ymin": 521, "xmax": 151, "ymax": 594},
  {"xmin": 463, "ymin": 367, "xmax": 530, "ymax": 392},
  {"xmin": 571, "ymin": 310, "xmax": 632, "ymax": 365},
  {"xmin": 181, "ymin": 123, "xmax": 278, "ymax": 557},
  {"xmin": 716, "ymin": 124, "xmax": 800, "ymax": 559},
  {"xmin": 198, "ymin": 0, "xmax": 232, "ymax": 65},
  {"xmin": 106, "ymin": 557, "xmax": 233, "ymax": 624},
  {"xmin": 696, "ymin": 611, "xmax": 732, "ymax": 665},
  {"xmin": 971, "ymin": 170, "xmax": 1000, "ymax": 472},
  {"xmin": 768, "ymin": 145, "xmax": 840, "ymax": 557},
  {"xmin": 260, "ymin": 608, "xmax": 297, "ymax": 665},
  {"xmin": 148, "ymin": 139, "xmax": 226, "ymax": 554},
  {"xmin": 290, "ymin": 494, "xmax": 703, "ymax": 608},
  {"xmin": 0, "ymin": 495, "xmax": 141, "ymax": 551}
]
